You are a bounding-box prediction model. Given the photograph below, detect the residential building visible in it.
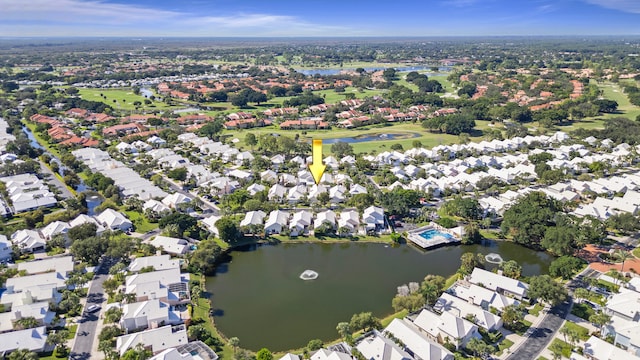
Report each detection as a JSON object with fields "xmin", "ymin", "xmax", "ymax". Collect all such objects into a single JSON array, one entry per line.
[
  {"xmin": 356, "ymin": 331, "xmax": 412, "ymax": 360},
  {"xmin": 116, "ymin": 324, "xmax": 188, "ymax": 356},
  {"xmin": 0, "ymin": 326, "xmax": 48, "ymax": 354},
  {"xmin": 583, "ymin": 335, "xmax": 639, "ymax": 360},
  {"xmin": 150, "ymin": 236, "xmax": 190, "ymax": 256},
  {"xmin": 120, "ymin": 299, "xmax": 187, "ymax": 333},
  {"xmin": 383, "ymin": 318, "xmax": 454, "ymax": 360},
  {"xmin": 10, "ymin": 229, "xmax": 46, "ymax": 253},
  {"xmin": 264, "ymin": 210, "xmax": 289, "ymax": 235},
  {"xmin": 17, "ymin": 256, "xmax": 74, "ymax": 276},
  {"xmin": 0, "ymin": 234, "xmax": 13, "ymax": 261},
  {"xmin": 412, "ymin": 309, "xmax": 481, "ymax": 349},
  {"xmin": 468, "ymin": 268, "xmax": 529, "ymax": 300},
  {"xmin": 96, "ymin": 208, "xmax": 133, "ymax": 231},
  {"xmin": 129, "ymin": 255, "xmax": 180, "ymax": 272}
]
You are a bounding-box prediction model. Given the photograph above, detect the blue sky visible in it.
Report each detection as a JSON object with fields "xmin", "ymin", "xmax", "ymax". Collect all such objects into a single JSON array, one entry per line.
[{"xmin": 1, "ymin": 0, "xmax": 640, "ymax": 37}]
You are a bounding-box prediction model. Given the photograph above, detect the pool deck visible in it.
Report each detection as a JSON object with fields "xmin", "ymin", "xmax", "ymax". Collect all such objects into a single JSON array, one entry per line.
[{"xmin": 407, "ymin": 224, "xmax": 462, "ymax": 249}]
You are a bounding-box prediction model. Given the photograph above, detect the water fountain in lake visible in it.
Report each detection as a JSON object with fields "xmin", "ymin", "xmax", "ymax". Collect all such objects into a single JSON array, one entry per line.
[
  {"xmin": 485, "ymin": 253, "xmax": 504, "ymax": 264},
  {"xmin": 299, "ymin": 270, "xmax": 319, "ymax": 280}
]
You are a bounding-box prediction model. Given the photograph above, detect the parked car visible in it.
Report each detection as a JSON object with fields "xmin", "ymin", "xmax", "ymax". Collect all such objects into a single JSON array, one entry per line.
[{"xmin": 86, "ymin": 304, "xmax": 101, "ymax": 313}]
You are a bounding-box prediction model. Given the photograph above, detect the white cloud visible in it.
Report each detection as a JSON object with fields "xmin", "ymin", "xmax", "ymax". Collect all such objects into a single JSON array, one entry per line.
[
  {"xmin": 0, "ymin": 0, "xmax": 360, "ymax": 36},
  {"xmin": 583, "ymin": 0, "xmax": 640, "ymax": 14}
]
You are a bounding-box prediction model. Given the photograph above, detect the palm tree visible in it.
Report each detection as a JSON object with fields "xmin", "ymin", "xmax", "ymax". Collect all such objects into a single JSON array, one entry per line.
[
  {"xmin": 229, "ymin": 337, "xmax": 240, "ymax": 354},
  {"xmin": 13, "ymin": 316, "xmax": 39, "ymax": 330},
  {"xmin": 7, "ymin": 349, "xmax": 38, "ymax": 360},
  {"xmin": 615, "ymin": 249, "xmax": 633, "ymax": 275}
]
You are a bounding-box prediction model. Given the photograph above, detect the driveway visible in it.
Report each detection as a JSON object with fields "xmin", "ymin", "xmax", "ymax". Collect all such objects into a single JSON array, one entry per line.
[{"xmin": 69, "ymin": 258, "xmax": 115, "ymax": 360}]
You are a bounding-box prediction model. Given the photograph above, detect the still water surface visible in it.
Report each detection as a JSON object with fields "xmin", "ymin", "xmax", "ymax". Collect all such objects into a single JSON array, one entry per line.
[{"xmin": 206, "ymin": 241, "xmax": 552, "ymax": 351}]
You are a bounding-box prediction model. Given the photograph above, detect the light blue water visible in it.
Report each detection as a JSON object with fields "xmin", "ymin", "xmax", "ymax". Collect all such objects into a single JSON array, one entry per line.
[{"xmin": 419, "ymin": 229, "xmax": 453, "ymax": 241}]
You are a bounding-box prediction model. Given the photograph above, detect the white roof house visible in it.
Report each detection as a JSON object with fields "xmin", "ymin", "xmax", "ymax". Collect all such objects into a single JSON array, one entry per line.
[
  {"xmin": 384, "ymin": 318, "xmax": 454, "ymax": 360},
  {"xmin": 17, "ymin": 256, "xmax": 74, "ymax": 276},
  {"xmin": 0, "ymin": 285, "xmax": 61, "ymax": 308},
  {"xmin": 261, "ymin": 170, "xmax": 278, "ymax": 183},
  {"xmin": 120, "ymin": 299, "xmax": 185, "ymax": 333},
  {"xmin": 290, "ymin": 210, "xmax": 313, "ymax": 237},
  {"xmin": 447, "ymin": 282, "xmax": 519, "ymax": 313},
  {"xmin": 0, "ymin": 326, "xmax": 48, "ymax": 353},
  {"xmin": 413, "ymin": 309, "xmax": 481, "ymax": 348},
  {"xmin": 468, "ymin": 268, "xmax": 529, "ymax": 299},
  {"xmin": 129, "ymin": 255, "xmax": 180, "ymax": 272},
  {"xmin": 357, "ymin": 331, "xmax": 412, "ymax": 360},
  {"xmin": 363, "ymin": 206, "xmax": 385, "ymax": 231},
  {"xmin": 433, "ymin": 292, "xmax": 503, "ymax": 331},
  {"xmin": 69, "ymin": 214, "xmax": 106, "ymax": 234},
  {"xmin": 5, "ymin": 272, "xmax": 68, "ymax": 293},
  {"xmin": 150, "ymin": 236, "xmax": 190, "ymax": 255},
  {"xmin": 268, "ymin": 184, "xmax": 287, "ymax": 201},
  {"xmin": 125, "ymin": 269, "xmax": 190, "ymax": 305},
  {"xmin": 40, "ymin": 221, "xmax": 70, "ymax": 240},
  {"xmin": 116, "ymin": 325, "xmax": 188, "ymax": 356},
  {"xmin": 583, "ymin": 335, "xmax": 638, "ymax": 360},
  {"xmin": 0, "ymin": 234, "xmax": 13, "ymax": 261},
  {"xmin": 96, "ymin": 208, "xmax": 133, "ymax": 231},
  {"xmin": 314, "ymin": 210, "xmax": 337, "ymax": 230},
  {"xmin": 162, "ymin": 193, "xmax": 191, "ymax": 209},
  {"xmin": 10, "ymin": 229, "xmax": 46, "ymax": 253},
  {"xmin": 143, "ymin": 199, "xmax": 172, "ymax": 215},
  {"xmin": 310, "ymin": 349, "xmax": 353, "ymax": 360},
  {"xmin": 240, "ymin": 210, "xmax": 266, "ymax": 228},
  {"xmin": 201, "ymin": 215, "xmax": 222, "ymax": 236},
  {"xmin": 265, "ymin": 210, "xmax": 289, "ymax": 235},
  {"xmin": 247, "ymin": 183, "xmax": 266, "ymax": 196},
  {"xmin": 338, "ymin": 210, "xmax": 360, "ymax": 233},
  {"xmin": 0, "ymin": 174, "xmax": 57, "ymax": 213},
  {"xmin": 0, "ymin": 301, "xmax": 55, "ymax": 333},
  {"xmin": 279, "ymin": 354, "xmax": 301, "ymax": 360}
]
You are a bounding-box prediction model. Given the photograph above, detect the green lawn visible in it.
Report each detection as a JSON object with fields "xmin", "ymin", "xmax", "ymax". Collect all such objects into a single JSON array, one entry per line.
[
  {"xmin": 529, "ymin": 303, "xmax": 545, "ymax": 317},
  {"xmin": 123, "ymin": 210, "xmax": 158, "ymax": 233},
  {"xmin": 561, "ymin": 322, "xmax": 590, "ymax": 341},
  {"xmin": 496, "ymin": 338, "xmax": 514, "ymax": 356},
  {"xmin": 67, "ymin": 324, "xmax": 78, "ymax": 339},
  {"xmin": 75, "ymin": 88, "xmax": 175, "ymax": 111},
  {"xmin": 381, "ymin": 309, "xmax": 409, "ymax": 327},
  {"xmin": 549, "ymin": 338, "xmax": 573, "ymax": 358},
  {"xmin": 571, "ymin": 303, "xmax": 596, "ymax": 321},
  {"xmin": 633, "ymin": 246, "xmax": 640, "ymax": 258},
  {"xmin": 593, "ymin": 81, "xmax": 640, "ymax": 121},
  {"xmin": 224, "ymin": 121, "xmax": 495, "ymax": 155}
]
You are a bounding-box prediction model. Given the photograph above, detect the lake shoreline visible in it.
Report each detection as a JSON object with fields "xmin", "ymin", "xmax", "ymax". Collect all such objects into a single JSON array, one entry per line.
[{"xmin": 203, "ymin": 237, "xmax": 553, "ymax": 352}]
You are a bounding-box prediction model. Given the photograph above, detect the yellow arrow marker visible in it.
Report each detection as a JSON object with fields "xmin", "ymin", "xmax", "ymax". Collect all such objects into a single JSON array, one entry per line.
[{"xmin": 309, "ymin": 139, "xmax": 326, "ymax": 185}]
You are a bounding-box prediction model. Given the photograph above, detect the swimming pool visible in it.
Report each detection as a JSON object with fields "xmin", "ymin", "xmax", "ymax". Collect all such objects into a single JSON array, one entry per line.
[{"xmin": 419, "ymin": 229, "xmax": 454, "ymax": 241}]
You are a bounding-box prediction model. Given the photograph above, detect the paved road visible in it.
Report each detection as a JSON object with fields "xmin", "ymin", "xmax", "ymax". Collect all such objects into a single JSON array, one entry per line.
[
  {"xmin": 505, "ymin": 300, "xmax": 571, "ymax": 360},
  {"xmin": 505, "ymin": 268, "xmax": 600, "ymax": 360},
  {"xmin": 69, "ymin": 258, "xmax": 115, "ymax": 360},
  {"xmin": 162, "ymin": 175, "xmax": 220, "ymax": 215}
]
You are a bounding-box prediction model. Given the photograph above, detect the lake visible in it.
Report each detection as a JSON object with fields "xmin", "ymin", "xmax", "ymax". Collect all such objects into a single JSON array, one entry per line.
[
  {"xmin": 205, "ymin": 241, "xmax": 553, "ymax": 351},
  {"xmin": 323, "ymin": 132, "xmax": 421, "ymax": 144}
]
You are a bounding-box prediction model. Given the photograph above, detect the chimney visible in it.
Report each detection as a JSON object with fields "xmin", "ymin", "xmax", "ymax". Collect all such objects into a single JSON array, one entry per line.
[
  {"xmin": 497, "ymin": 270, "xmax": 503, "ymax": 276},
  {"xmin": 14, "ymin": 310, "xmax": 22, "ymax": 320}
]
